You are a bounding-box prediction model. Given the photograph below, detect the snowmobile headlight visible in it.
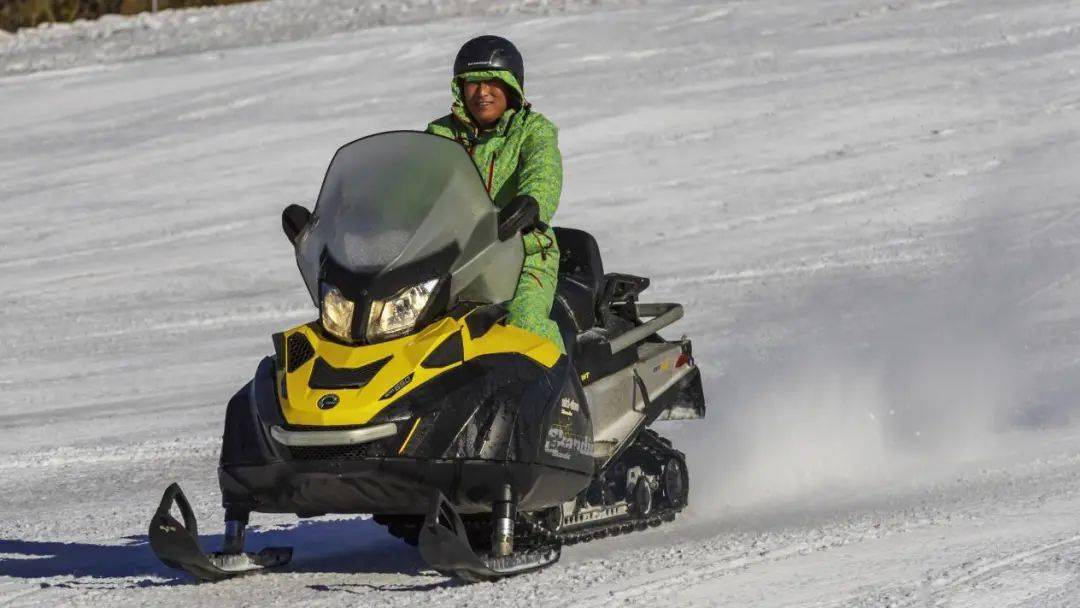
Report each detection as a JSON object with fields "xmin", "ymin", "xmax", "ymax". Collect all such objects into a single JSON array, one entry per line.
[
  {"xmin": 366, "ymin": 279, "xmax": 440, "ymax": 342},
  {"xmin": 320, "ymin": 284, "xmax": 355, "ymax": 342}
]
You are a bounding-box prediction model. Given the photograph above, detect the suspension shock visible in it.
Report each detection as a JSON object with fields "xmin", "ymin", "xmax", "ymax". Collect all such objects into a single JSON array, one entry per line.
[{"xmin": 491, "ymin": 484, "xmax": 516, "ymax": 557}]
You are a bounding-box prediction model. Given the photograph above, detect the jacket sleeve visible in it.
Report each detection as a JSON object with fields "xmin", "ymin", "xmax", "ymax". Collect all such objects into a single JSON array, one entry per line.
[
  {"xmin": 516, "ymin": 116, "xmax": 563, "ymax": 256},
  {"xmin": 516, "ymin": 116, "xmax": 563, "ymax": 226},
  {"xmin": 425, "ymin": 115, "xmax": 457, "ymax": 139}
]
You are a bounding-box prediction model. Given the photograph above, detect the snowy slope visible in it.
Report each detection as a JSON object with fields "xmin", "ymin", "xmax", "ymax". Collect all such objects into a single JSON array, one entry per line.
[
  {"xmin": 0, "ymin": 0, "xmax": 634, "ymax": 75},
  {"xmin": 3, "ymin": 0, "xmax": 1080, "ymax": 605}
]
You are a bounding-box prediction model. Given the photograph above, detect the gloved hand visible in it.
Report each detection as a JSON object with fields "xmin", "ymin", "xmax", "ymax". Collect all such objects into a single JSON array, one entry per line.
[
  {"xmin": 500, "ymin": 195, "xmax": 549, "ymax": 256},
  {"xmin": 498, "ymin": 194, "xmax": 547, "ymax": 241}
]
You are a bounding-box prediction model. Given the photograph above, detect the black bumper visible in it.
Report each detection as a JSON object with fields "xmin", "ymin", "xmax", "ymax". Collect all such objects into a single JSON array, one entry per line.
[{"xmin": 220, "ymin": 457, "xmax": 588, "ymax": 515}]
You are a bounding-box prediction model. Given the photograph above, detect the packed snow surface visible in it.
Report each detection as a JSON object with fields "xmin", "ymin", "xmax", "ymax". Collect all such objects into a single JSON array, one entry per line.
[{"xmin": 3, "ymin": 0, "xmax": 1080, "ymax": 605}]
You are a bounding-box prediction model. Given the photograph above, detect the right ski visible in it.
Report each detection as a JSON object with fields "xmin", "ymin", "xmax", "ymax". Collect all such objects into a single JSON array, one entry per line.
[
  {"xmin": 418, "ymin": 489, "xmax": 560, "ymax": 582},
  {"xmin": 149, "ymin": 483, "xmax": 292, "ymax": 582}
]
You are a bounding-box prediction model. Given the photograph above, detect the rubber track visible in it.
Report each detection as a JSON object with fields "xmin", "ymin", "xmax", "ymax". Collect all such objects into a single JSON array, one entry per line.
[{"xmin": 523, "ymin": 429, "xmax": 688, "ymax": 547}]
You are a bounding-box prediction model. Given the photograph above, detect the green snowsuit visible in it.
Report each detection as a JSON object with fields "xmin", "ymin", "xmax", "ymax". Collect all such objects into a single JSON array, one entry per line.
[{"xmin": 426, "ymin": 70, "xmax": 565, "ymax": 353}]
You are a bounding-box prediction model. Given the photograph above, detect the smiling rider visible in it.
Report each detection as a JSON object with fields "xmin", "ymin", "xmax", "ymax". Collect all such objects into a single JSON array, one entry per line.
[{"xmin": 426, "ymin": 35, "xmax": 565, "ymax": 353}]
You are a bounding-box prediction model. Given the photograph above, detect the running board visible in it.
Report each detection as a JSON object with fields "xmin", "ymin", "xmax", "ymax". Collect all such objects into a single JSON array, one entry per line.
[
  {"xmin": 417, "ymin": 489, "xmax": 560, "ymax": 583},
  {"xmin": 148, "ymin": 483, "xmax": 292, "ymax": 581}
]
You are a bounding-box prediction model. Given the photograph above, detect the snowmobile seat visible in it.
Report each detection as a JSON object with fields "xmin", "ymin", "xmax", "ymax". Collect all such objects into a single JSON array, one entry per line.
[
  {"xmin": 552, "ymin": 227, "xmax": 605, "ymax": 334},
  {"xmin": 550, "ymin": 228, "xmax": 640, "ymax": 381}
]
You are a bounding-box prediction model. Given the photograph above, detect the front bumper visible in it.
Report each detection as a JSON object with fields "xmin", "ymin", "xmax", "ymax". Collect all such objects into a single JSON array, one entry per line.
[
  {"xmin": 220, "ymin": 457, "xmax": 587, "ymax": 516},
  {"xmin": 269, "ymin": 423, "xmax": 397, "ymax": 447}
]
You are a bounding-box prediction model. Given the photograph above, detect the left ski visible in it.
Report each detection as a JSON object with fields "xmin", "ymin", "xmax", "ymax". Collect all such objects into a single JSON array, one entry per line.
[{"xmin": 148, "ymin": 483, "xmax": 292, "ymax": 582}]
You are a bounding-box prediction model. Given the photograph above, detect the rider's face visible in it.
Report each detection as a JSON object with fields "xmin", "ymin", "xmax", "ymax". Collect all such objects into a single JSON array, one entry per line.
[{"xmin": 462, "ymin": 78, "xmax": 510, "ymax": 128}]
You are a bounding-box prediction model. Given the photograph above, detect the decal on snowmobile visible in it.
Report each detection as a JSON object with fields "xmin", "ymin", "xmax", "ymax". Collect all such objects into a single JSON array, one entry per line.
[
  {"xmin": 559, "ymin": 397, "xmax": 580, "ymax": 416},
  {"xmin": 316, "ymin": 394, "xmax": 339, "ymax": 410},
  {"xmin": 274, "ymin": 315, "xmax": 561, "ymax": 428},
  {"xmin": 544, "ymin": 425, "xmax": 594, "ymax": 460},
  {"xmin": 562, "ymin": 502, "xmax": 629, "ymax": 528},
  {"xmin": 381, "ymin": 373, "xmax": 414, "ymax": 400}
]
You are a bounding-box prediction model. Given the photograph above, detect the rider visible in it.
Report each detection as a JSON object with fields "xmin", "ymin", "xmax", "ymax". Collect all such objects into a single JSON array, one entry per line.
[{"xmin": 426, "ymin": 35, "xmax": 565, "ymax": 353}]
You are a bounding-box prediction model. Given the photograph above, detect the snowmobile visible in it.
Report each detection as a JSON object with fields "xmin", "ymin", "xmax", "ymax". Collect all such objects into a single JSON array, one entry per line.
[{"xmin": 148, "ymin": 131, "xmax": 706, "ymax": 582}]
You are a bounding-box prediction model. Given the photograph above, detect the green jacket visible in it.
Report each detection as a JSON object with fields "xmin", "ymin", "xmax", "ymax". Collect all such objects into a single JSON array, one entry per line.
[
  {"xmin": 426, "ymin": 70, "xmax": 566, "ymax": 352},
  {"xmin": 425, "ymin": 70, "xmax": 562, "ymax": 259}
]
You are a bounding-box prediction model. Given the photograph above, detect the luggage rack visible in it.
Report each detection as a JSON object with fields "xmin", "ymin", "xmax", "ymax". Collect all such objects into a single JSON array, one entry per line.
[
  {"xmin": 595, "ymin": 272, "xmax": 683, "ymax": 355},
  {"xmin": 607, "ymin": 303, "xmax": 683, "ymax": 355}
]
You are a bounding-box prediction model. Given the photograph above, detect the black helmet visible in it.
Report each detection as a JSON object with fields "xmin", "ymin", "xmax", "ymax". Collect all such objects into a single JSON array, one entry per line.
[{"xmin": 453, "ymin": 35, "xmax": 524, "ymax": 87}]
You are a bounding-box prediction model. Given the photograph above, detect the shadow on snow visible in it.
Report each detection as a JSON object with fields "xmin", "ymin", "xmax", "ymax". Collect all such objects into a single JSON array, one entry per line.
[{"xmin": 0, "ymin": 517, "xmax": 434, "ymax": 588}]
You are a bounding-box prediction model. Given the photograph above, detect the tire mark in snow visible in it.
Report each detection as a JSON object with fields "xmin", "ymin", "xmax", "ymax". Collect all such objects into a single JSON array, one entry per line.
[
  {"xmin": 942, "ymin": 24, "xmax": 1080, "ymax": 57},
  {"xmin": 652, "ymin": 199, "xmax": 1080, "ymax": 291},
  {"xmin": 890, "ymin": 534, "xmax": 1080, "ymax": 607},
  {"xmin": 572, "ymin": 508, "xmax": 1080, "ymax": 608},
  {"xmin": 653, "ymin": 247, "xmax": 952, "ymax": 289},
  {"xmin": 1022, "ymin": 205, "xmax": 1080, "ymax": 243},
  {"xmin": 0, "ymin": 437, "xmax": 219, "ymax": 472},
  {"xmin": 11, "ymin": 305, "xmax": 311, "ymax": 349},
  {"xmin": 571, "ymin": 528, "xmax": 929, "ymax": 608},
  {"xmin": 634, "ymin": 171, "xmax": 949, "ymax": 247},
  {"xmin": 572, "ymin": 544, "xmax": 810, "ymax": 607},
  {"xmin": 0, "ymin": 218, "xmax": 256, "ymax": 270},
  {"xmin": 0, "ymin": 584, "xmax": 44, "ymax": 608},
  {"xmin": 656, "ymin": 6, "xmax": 734, "ymax": 32}
]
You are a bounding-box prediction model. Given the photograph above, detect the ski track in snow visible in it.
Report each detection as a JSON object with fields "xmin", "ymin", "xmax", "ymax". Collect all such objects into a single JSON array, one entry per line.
[{"xmin": 3, "ymin": 0, "xmax": 1080, "ymax": 605}]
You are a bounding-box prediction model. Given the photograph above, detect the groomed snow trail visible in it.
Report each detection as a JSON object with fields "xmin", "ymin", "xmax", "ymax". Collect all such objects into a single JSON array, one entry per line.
[{"xmin": 3, "ymin": 0, "xmax": 1080, "ymax": 606}]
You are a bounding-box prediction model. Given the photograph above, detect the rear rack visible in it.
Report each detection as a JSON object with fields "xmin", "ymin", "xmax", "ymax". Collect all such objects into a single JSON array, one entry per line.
[{"xmin": 607, "ymin": 303, "xmax": 683, "ymax": 355}]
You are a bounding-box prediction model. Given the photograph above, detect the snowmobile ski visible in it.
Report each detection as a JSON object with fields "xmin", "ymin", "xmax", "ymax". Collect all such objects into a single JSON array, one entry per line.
[
  {"xmin": 418, "ymin": 489, "xmax": 560, "ymax": 582},
  {"xmin": 149, "ymin": 483, "xmax": 292, "ymax": 582}
]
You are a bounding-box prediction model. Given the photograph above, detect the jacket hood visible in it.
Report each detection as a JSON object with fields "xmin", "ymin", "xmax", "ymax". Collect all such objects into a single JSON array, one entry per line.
[{"xmin": 450, "ymin": 69, "xmax": 528, "ymax": 135}]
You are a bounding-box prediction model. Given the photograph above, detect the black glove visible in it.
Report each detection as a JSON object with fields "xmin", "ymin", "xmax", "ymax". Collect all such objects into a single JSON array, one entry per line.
[{"xmin": 497, "ymin": 195, "xmax": 546, "ymax": 241}]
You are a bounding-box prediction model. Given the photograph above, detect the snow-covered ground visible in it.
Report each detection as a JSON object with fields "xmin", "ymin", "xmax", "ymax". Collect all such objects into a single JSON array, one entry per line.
[
  {"xmin": 0, "ymin": 0, "xmax": 633, "ymax": 75},
  {"xmin": 3, "ymin": 0, "xmax": 1080, "ymax": 605}
]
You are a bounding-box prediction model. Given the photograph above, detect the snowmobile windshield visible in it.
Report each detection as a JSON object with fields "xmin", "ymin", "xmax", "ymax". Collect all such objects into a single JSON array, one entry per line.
[{"xmin": 295, "ymin": 130, "xmax": 522, "ymax": 308}]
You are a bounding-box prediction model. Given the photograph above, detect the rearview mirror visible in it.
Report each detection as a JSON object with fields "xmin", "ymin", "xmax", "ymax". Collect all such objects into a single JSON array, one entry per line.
[
  {"xmin": 282, "ymin": 204, "xmax": 312, "ymax": 246},
  {"xmin": 498, "ymin": 195, "xmax": 540, "ymax": 241}
]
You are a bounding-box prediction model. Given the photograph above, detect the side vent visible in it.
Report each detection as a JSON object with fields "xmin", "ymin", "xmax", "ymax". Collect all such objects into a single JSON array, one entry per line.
[
  {"xmin": 421, "ymin": 331, "xmax": 464, "ymax": 368},
  {"xmin": 308, "ymin": 356, "xmax": 391, "ymax": 390},
  {"xmin": 286, "ymin": 333, "xmax": 315, "ymax": 373}
]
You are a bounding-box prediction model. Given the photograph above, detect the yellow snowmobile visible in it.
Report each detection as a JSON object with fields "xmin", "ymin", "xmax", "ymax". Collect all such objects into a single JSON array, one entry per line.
[{"xmin": 148, "ymin": 131, "xmax": 705, "ymax": 582}]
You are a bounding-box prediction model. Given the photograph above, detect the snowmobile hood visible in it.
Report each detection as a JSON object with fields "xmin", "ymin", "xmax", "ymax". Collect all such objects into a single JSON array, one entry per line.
[
  {"xmin": 449, "ymin": 70, "xmax": 528, "ymax": 136},
  {"xmin": 273, "ymin": 309, "xmax": 561, "ymax": 427}
]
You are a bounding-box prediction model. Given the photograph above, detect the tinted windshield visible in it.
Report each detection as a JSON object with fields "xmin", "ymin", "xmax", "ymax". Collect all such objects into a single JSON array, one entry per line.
[{"xmin": 295, "ymin": 131, "xmax": 521, "ymax": 304}]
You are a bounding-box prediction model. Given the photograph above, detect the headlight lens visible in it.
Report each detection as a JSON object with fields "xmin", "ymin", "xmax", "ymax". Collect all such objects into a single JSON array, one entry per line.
[
  {"xmin": 367, "ymin": 279, "xmax": 439, "ymax": 342},
  {"xmin": 320, "ymin": 284, "xmax": 355, "ymax": 341}
]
